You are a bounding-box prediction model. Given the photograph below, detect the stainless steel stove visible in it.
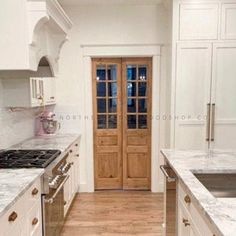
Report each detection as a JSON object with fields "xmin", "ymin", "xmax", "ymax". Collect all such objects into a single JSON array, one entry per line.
[{"xmin": 0, "ymin": 148, "xmax": 71, "ymax": 236}]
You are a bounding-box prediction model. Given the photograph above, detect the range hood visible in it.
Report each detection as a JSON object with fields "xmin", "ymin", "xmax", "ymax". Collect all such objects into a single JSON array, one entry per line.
[{"xmin": 0, "ymin": 0, "xmax": 72, "ymax": 76}]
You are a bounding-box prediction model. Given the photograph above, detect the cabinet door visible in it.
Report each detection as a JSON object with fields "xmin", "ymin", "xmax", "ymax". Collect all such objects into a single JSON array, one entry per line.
[
  {"xmin": 43, "ymin": 77, "xmax": 56, "ymax": 105},
  {"xmin": 30, "ymin": 78, "xmax": 42, "ymax": 107},
  {"xmin": 221, "ymin": 4, "xmax": 236, "ymax": 39},
  {"xmin": 175, "ymin": 43, "xmax": 212, "ymax": 149},
  {"xmin": 179, "ymin": 3, "xmax": 219, "ymax": 40},
  {"xmin": 211, "ymin": 43, "xmax": 236, "ymax": 149}
]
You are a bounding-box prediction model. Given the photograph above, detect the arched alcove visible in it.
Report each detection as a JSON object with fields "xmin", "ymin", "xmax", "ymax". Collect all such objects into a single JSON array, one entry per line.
[{"xmin": 36, "ymin": 56, "xmax": 54, "ymax": 77}]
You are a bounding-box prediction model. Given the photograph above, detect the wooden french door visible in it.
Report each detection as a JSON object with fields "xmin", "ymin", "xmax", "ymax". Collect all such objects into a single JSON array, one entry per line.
[{"xmin": 92, "ymin": 58, "xmax": 152, "ymax": 190}]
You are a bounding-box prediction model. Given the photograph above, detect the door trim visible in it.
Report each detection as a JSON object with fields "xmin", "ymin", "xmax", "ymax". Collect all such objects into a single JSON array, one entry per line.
[{"xmin": 82, "ymin": 44, "xmax": 161, "ymax": 192}]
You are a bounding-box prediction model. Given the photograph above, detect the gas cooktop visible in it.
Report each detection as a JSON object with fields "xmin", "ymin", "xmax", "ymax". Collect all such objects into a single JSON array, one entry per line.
[{"xmin": 0, "ymin": 149, "xmax": 61, "ymax": 168}]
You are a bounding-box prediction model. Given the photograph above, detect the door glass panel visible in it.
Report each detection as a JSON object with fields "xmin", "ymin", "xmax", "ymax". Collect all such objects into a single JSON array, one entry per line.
[
  {"xmin": 96, "ymin": 65, "xmax": 106, "ymax": 81},
  {"xmin": 127, "ymin": 82, "xmax": 136, "ymax": 97},
  {"xmin": 127, "ymin": 66, "xmax": 137, "ymax": 81},
  {"xmin": 98, "ymin": 115, "xmax": 106, "ymax": 129},
  {"xmin": 108, "ymin": 98, "xmax": 117, "ymax": 113},
  {"xmin": 127, "ymin": 115, "xmax": 137, "ymax": 129},
  {"xmin": 97, "ymin": 99, "xmax": 106, "ymax": 113},
  {"xmin": 138, "ymin": 82, "xmax": 147, "ymax": 97},
  {"xmin": 138, "ymin": 66, "xmax": 147, "ymax": 81},
  {"xmin": 127, "ymin": 99, "xmax": 136, "ymax": 113},
  {"xmin": 97, "ymin": 82, "xmax": 106, "ymax": 97},
  {"xmin": 108, "ymin": 83, "xmax": 117, "ymax": 97},
  {"xmin": 138, "ymin": 99, "xmax": 147, "ymax": 113},
  {"xmin": 108, "ymin": 65, "xmax": 117, "ymax": 81},
  {"xmin": 108, "ymin": 115, "xmax": 117, "ymax": 129},
  {"xmin": 138, "ymin": 115, "xmax": 147, "ymax": 129}
]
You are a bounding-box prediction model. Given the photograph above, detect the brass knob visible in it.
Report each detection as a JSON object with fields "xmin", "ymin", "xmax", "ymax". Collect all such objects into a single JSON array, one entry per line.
[
  {"xmin": 184, "ymin": 195, "xmax": 191, "ymax": 204},
  {"xmin": 32, "ymin": 188, "xmax": 39, "ymax": 196},
  {"xmin": 75, "ymin": 143, "xmax": 78, "ymax": 147},
  {"xmin": 32, "ymin": 218, "xmax": 38, "ymax": 225},
  {"xmin": 8, "ymin": 211, "xmax": 18, "ymax": 222},
  {"xmin": 70, "ymin": 150, "xmax": 73, "ymax": 153},
  {"xmin": 76, "ymin": 154, "xmax": 79, "ymax": 157},
  {"xmin": 182, "ymin": 218, "xmax": 190, "ymax": 227}
]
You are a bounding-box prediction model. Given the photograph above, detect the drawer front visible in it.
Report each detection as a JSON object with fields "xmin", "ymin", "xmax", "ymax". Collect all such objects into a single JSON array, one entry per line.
[
  {"xmin": 178, "ymin": 182, "xmax": 215, "ymax": 235},
  {"xmin": 25, "ymin": 177, "xmax": 41, "ymax": 209},
  {"xmin": 28, "ymin": 202, "xmax": 42, "ymax": 236}
]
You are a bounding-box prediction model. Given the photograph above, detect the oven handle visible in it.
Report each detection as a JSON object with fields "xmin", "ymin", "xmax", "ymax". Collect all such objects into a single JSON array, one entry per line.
[
  {"xmin": 44, "ymin": 174, "xmax": 69, "ymax": 204},
  {"xmin": 160, "ymin": 165, "xmax": 176, "ymax": 182}
]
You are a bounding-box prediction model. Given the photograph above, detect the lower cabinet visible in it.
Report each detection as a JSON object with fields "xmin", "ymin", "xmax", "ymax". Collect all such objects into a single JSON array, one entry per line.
[
  {"xmin": 64, "ymin": 139, "xmax": 80, "ymax": 216},
  {"xmin": 177, "ymin": 182, "xmax": 216, "ymax": 236},
  {"xmin": 0, "ymin": 177, "xmax": 42, "ymax": 236}
]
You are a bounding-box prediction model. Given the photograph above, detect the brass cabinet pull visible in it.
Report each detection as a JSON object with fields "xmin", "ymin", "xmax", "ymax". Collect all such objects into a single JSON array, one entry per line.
[
  {"xmin": 32, "ymin": 188, "xmax": 39, "ymax": 196},
  {"xmin": 8, "ymin": 211, "xmax": 18, "ymax": 222},
  {"xmin": 182, "ymin": 218, "xmax": 190, "ymax": 227},
  {"xmin": 76, "ymin": 154, "xmax": 79, "ymax": 157},
  {"xmin": 184, "ymin": 195, "xmax": 191, "ymax": 204},
  {"xmin": 211, "ymin": 104, "xmax": 216, "ymax": 142},
  {"xmin": 75, "ymin": 143, "xmax": 78, "ymax": 147},
  {"xmin": 206, "ymin": 103, "xmax": 211, "ymax": 141},
  {"xmin": 70, "ymin": 150, "xmax": 73, "ymax": 153},
  {"xmin": 32, "ymin": 217, "xmax": 38, "ymax": 226}
]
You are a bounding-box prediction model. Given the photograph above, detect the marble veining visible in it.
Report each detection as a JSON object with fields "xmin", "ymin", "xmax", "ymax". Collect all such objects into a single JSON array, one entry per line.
[
  {"xmin": 0, "ymin": 169, "xmax": 44, "ymax": 217},
  {"xmin": 161, "ymin": 149, "xmax": 236, "ymax": 236},
  {"xmin": 11, "ymin": 133, "xmax": 81, "ymax": 152}
]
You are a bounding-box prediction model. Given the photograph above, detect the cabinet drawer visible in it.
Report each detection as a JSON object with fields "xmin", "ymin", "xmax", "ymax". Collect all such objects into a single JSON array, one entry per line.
[
  {"xmin": 25, "ymin": 177, "xmax": 41, "ymax": 208},
  {"xmin": 28, "ymin": 202, "xmax": 42, "ymax": 236},
  {"xmin": 0, "ymin": 194, "xmax": 27, "ymax": 234},
  {"xmin": 178, "ymin": 182, "xmax": 215, "ymax": 235}
]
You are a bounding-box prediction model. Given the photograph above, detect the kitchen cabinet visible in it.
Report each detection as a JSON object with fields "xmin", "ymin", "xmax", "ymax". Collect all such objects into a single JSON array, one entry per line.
[
  {"xmin": 174, "ymin": 42, "xmax": 236, "ymax": 150},
  {"xmin": 177, "ymin": 182, "xmax": 216, "ymax": 236},
  {"xmin": 2, "ymin": 77, "xmax": 56, "ymax": 108},
  {"xmin": 179, "ymin": 3, "xmax": 219, "ymax": 40},
  {"xmin": 64, "ymin": 139, "xmax": 80, "ymax": 216},
  {"xmin": 221, "ymin": 3, "xmax": 236, "ymax": 39},
  {"xmin": 0, "ymin": 177, "xmax": 42, "ymax": 236}
]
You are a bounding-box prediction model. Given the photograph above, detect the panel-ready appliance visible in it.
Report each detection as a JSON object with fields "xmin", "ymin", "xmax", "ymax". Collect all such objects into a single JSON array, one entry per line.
[{"xmin": 0, "ymin": 149, "xmax": 71, "ymax": 236}]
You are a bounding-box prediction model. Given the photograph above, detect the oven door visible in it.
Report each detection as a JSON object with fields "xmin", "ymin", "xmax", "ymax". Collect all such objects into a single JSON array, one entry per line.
[{"xmin": 43, "ymin": 174, "xmax": 69, "ymax": 236}]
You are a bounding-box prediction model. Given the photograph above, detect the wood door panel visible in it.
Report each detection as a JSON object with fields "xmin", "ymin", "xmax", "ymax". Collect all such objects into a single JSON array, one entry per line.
[
  {"xmin": 97, "ymin": 153, "xmax": 119, "ymax": 178},
  {"xmin": 127, "ymin": 134, "xmax": 148, "ymax": 146},
  {"xmin": 96, "ymin": 136, "xmax": 118, "ymax": 146},
  {"xmin": 127, "ymin": 153, "xmax": 148, "ymax": 178}
]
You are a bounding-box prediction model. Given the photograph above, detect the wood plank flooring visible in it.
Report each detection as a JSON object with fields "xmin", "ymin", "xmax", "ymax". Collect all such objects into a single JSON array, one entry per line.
[{"xmin": 61, "ymin": 191, "xmax": 164, "ymax": 236}]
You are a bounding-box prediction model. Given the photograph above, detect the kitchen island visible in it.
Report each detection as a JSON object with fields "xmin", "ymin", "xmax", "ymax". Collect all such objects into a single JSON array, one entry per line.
[{"xmin": 161, "ymin": 149, "xmax": 236, "ymax": 236}]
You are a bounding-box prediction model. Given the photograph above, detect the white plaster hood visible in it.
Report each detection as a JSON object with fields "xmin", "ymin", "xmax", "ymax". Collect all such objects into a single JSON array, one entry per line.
[{"xmin": 0, "ymin": 0, "xmax": 72, "ymax": 76}]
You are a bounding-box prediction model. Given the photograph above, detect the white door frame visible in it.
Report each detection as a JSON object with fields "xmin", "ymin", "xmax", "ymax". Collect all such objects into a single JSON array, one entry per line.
[{"xmin": 82, "ymin": 44, "xmax": 162, "ymax": 192}]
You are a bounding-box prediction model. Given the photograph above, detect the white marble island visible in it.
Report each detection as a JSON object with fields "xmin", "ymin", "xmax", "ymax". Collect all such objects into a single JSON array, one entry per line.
[{"xmin": 161, "ymin": 150, "xmax": 236, "ymax": 236}]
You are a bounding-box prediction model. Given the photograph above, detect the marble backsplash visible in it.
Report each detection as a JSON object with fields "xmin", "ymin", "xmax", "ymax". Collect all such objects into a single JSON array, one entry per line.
[{"xmin": 0, "ymin": 79, "xmax": 36, "ymax": 149}]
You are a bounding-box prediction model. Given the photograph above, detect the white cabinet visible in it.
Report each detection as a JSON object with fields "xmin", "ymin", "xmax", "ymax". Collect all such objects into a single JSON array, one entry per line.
[
  {"xmin": 179, "ymin": 3, "xmax": 219, "ymax": 40},
  {"xmin": 211, "ymin": 43, "xmax": 236, "ymax": 149},
  {"xmin": 175, "ymin": 43, "xmax": 212, "ymax": 149},
  {"xmin": 177, "ymin": 183, "xmax": 216, "ymax": 236},
  {"xmin": 221, "ymin": 4, "xmax": 236, "ymax": 39},
  {"xmin": 64, "ymin": 139, "xmax": 80, "ymax": 216},
  {"xmin": 0, "ymin": 177, "xmax": 42, "ymax": 236},
  {"xmin": 2, "ymin": 77, "xmax": 56, "ymax": 108}
]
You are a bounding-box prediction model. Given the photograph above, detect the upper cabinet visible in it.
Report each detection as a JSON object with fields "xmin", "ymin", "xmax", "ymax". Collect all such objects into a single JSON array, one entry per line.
[
  {"xmin": 179, "ymin": 3, "xmax": 219, "ymax": 40},
  {"xmin": 0, "ymin": 0, "xmax": 72, "ymax": 75},
  {"xmin": 221, "ymin": 3, "xmax": 236, "ymax": 39}
]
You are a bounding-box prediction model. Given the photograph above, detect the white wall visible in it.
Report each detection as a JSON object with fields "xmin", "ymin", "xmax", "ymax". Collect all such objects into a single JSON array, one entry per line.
[
  {"xmin": 56, "ymin": 4, "xmax": 170, "ymax": 192},
  {"xmin": 0, "ymin": 80, "xmax": 35, "ymax": 149}
]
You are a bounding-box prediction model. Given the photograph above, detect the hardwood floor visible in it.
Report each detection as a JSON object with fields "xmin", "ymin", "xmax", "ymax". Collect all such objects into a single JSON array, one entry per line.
[{"xmin": 61, "ymin": 191, "xmax": 164, "ymax": 236}]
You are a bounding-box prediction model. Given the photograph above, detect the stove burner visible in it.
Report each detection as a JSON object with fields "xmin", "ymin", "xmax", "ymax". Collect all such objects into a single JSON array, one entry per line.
[{"xmin": 0, "ymin": 149, "xmax": 61, "ymax": 168}]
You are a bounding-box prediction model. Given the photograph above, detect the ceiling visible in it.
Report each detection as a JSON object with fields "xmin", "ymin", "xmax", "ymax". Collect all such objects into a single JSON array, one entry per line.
[{"xmin": 58, "ymin": 0, "xmax": 163, "ymax": 6}]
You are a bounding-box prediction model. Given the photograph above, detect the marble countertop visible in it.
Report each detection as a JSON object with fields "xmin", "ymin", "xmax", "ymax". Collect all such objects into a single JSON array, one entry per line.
[
  {"xmin": 0, "ymin": 169, "xmax": 44, "ymax": 217},
  {"xmin": 161, "ymin": 149, "xmax": 236, "ymax": 236},
  {"xmin": 0, "ymin": 133, "xmax": 81, "ymax": 218},
  {"xmin": 11, "ymin": 133, "xmax": 81, "ymax": 152}
]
